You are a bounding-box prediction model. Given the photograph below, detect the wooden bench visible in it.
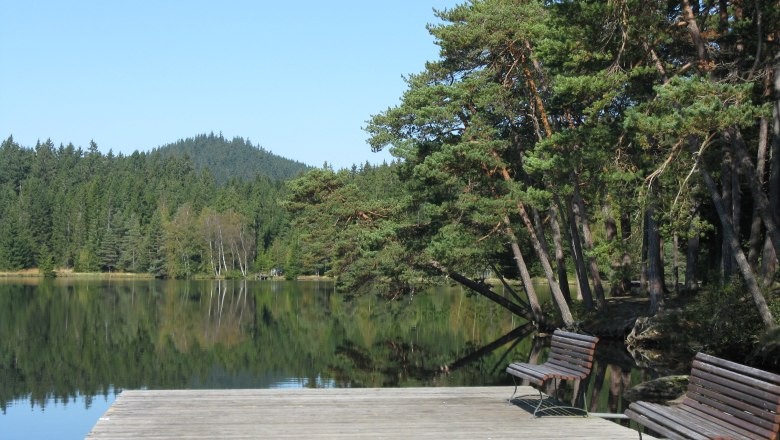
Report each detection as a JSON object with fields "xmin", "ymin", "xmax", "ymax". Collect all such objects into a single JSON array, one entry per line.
[
  {"xmin": 625, "ymin": 352, "xmax": 780, "ymax": 440},
  {"xmin": 506, "ymin": 329, "xmax": 599, "ymax": 416}
]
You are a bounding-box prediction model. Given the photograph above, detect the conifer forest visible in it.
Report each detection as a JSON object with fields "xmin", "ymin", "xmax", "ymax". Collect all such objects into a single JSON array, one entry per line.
[{"xmin": 2, "ymin": 0, "xmax": 780, "ymax": 339}]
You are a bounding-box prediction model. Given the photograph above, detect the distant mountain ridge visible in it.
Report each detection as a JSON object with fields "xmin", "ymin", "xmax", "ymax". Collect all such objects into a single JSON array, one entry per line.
[{"xmin": 155, "ymin": 133, "xmax": 310, "ymax": 183}]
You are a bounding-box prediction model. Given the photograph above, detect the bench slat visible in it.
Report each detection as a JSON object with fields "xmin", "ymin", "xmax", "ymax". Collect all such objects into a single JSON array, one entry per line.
[
  {"xmin": 692, "ymin": 360, "xmax": 780, "ymax": 397},
  {"xmin": 547, "ymin": 356, "xmax": 592, "ymax": 373},
  {"xmin": 550, "ymin": 340, "xmax": 596, "ymax": 358},
  {"xmin": 688, "ymin": 382, "xmax": 780, "ymax": 423},
  {"xmin": 665, "ymin": 406, "xmax": 754, "ymax": 439},
  {"xmin": 508, "ymin": 359, "xmax": 582, "ymax": 382},
  {"xmin": 626, "ymin": 402, "xmax": 711, "ymax": 440},
  {"xmin": 509, "ymin": 363, "xmax": 555, "ymax": 379},
  {"xmin": 533, "ymin": 361, "xmax": 586, "ymax": 379},
  {"xmin": 551, "ymin": 335, "xmax": 598, "ymax": 352},
  {"xmin": 696, "ymin": 353, "xmax": 780, "ymax": 385},
  {"xmin": 689, "ymin": 375, "xmax": 780, "ymax": 412},
  {"xmin": 690, "ymin": 369, "xmax": 780, "ymax": 411},
  {"xmin": 546, "ymin": 354, "xmax": 591, "ymax": 371},
  {"xmin": 632, "ymin": 401, "xmax": 752, "ymax": 440},
  {"xmin": 625, "ymin": 408, "xmax": 703, "ymax": 440},
  {"xmin": 683, "ymin": 397, "xmax": 779, "ymax": 438},
  {"xmin": 678, "ymin": 404, "xmax": 771, "ymax": 440},
  {"xmin": 549, "ymin": 346, "xmax": 595, "ymax": 365},
  {"xmin": 545, "ymin": 359, "xmax": 590, "ymax": 377},
  {"xmin": 506, "ymin": 364, "xmax": 548, "ymax": 383},
  {"xmin": 685, "ymin": 393, "xmax": 779, "ymax": 433},
  {"xmin": 553, "ymin": 330, "xmax": 599, "ymax": 344}
]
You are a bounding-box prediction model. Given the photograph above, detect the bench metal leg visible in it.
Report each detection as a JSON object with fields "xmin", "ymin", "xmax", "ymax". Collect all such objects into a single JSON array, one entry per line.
[
  {"xmin": 532, "ymin": 387, "xmax": 546, "ymax": 416},
  {"xmin": 508, "ymin": 376, "xmax": 543, "ymax": 406},
  {"xmin": 508, "ymin": 376, "xmax": 519, "ymax": 403},
  {"xmin": 509, "ymin": 377, "xmax": 588, "ymax": 417},
  {"xmin": 531, "ymin": 379, "xmax": 589, "ymax": 418}
]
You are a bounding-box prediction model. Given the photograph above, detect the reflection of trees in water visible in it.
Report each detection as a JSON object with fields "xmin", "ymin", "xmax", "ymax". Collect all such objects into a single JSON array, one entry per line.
[
  {"xmin": 0, "ymin": 279, "xmax": 262, "ymax": 411},
  {"xmin": 202, "ymin": 280, "xmax": 250, "ymax": 345},
  {"xmin": 328, "ymin": 324, "xmax": 538, "ymax": 388},
  {"xmin": 0, "ymin": 280, "xmax": 662, "ymax": 416},
  {"xmin": 157, "ymin": 280, "xmax": 254, "ymax": 352}
]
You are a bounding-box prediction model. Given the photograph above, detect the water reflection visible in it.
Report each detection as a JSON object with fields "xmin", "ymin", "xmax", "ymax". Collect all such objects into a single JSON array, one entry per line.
[{"xmin": 0, "ymin": 278, "xmax": 662, "ymax": 423}]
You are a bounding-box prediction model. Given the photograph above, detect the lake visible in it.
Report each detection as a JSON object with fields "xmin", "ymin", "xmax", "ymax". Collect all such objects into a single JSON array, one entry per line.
[{"xmin": 0, "ymin": 279, "xmax": 660, "ymax": 439}]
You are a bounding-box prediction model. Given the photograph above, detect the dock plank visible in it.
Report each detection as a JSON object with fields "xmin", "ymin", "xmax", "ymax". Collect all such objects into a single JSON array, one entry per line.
[{"xmin": 87, "ymin": 386, "xmax": 652, "ymax": 439}]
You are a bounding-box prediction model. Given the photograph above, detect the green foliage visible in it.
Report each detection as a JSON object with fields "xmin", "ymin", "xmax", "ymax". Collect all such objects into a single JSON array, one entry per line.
[
  {"xmin": 286, "ymin": 165, "xmax": 423, "ymax": 296},
  {"xmin": 0, "ymin": 204, "xmax": 33, "ymax": 270},
  {"xmin": 37, "ymin": 246, "xmax": 56, "ymax": 278},
  {"xmin": 626, "ymin": 77, "xmax": 764, "ymax": 149},
  {"xmin": 155, "ymin": 132, "xmax": 310, "ymax": 184},
  {"xmin": 75, "ymin": 247, "xmax": 99, "ymax": 273},
  {"xmin": 285, "ymin": 0, "xmax": 779, "ymax": 324},
  {"xmin": 680, "ymin": 278, "xmax": 771, "ymax": 355},
  {"xmin": 750, "ymin": 325, "xmax": 780, "ymax": 371},
  {"xmin": 0, "ymin": 136, "xmax": 290, "ymax": 277}
]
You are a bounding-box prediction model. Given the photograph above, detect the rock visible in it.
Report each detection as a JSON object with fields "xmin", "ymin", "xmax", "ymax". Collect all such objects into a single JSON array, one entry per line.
[
  {"xmin": 623, "ymin": 375, "xmax": 689, "ymax": 405},
  {"xmin": 626, "ymin": 316, "xmax": 666, "ymax": 346}
]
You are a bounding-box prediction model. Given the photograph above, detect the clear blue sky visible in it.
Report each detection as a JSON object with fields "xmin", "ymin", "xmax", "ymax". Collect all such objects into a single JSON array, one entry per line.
[{"xmin": 0, "ymin": 1, "xmax": 460, "ymax": 169}]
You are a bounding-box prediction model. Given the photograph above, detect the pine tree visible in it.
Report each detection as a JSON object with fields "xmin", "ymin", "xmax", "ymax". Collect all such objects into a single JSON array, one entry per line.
[
  {"xmin": 37, "ymin": 245, "xmax": 56, "ymax": 278},
  {"xmin": 0, "ymin": 203, "xmax": 33, "ymax": 270}
]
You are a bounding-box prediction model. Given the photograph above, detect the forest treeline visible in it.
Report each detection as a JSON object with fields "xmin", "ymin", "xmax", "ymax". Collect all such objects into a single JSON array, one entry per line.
[
  {"xmin": 0, "ymin": 133, "xmax": 391, "ymax": 279},
  {"xmin": 0, "ymin": 135, "xmax": 298, "ymax": 278},
  {"xmin": 287, "ymin": 0, "xmax": 780, "ymax": 330}
]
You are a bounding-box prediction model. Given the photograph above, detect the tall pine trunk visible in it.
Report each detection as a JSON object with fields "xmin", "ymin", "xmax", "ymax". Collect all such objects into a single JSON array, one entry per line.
[
  {"xmin": 504, "ymin": 217, "xmax": 544, "ymax": 322},
  {"xmin": 493, "ymin": 156, "xmax": 575, "ymax": 326},
  {"xmin": 699, "ymin": 158, "xmax": 776, "ymax": 329},
  {"xmin": 620, "ymin": 211, "xmax": 633, "ymax": 294},
  {"xmin": 748, "ymin": 117, "xmax": 770, "ymax": 266},
  {"xmin": 673, "ymin": 233, "xmax": 680, "ymax": 293},
  {"xmin": 572, "ymin": 176, "xmax": 606, "ymax": 308},
  {"xmin": 550, "ymin": 207, "xmax": 573, "ymax": 303},
  {"xmin": 564, "ymin": 195, "xmax": 594, "ymax": 309},
  {"xmin": 721, "ymin": 145, "xmax": 735, "ymax": 280},
  {"xmin": 604, "ymin": 205, "xmax": 626, "ymax": 296},
  {"xmin": 640, "ymin": 216, "xmax": 648, "ymax": 292},
  {"xmin": 516, "ymin": 201, "xmax": 575, "ymax": 326},
  {"xmin": 764, "ymin": 76, "xmax": 780, "ymax": 283},
  {"xmin": 685, "ymin": 200, "xmax": 701, "ymax": 291},
  {"xmin": 732, "ymin": 129, "xmax": 780, "ymax": 263},
  {"xmin": 732, "ymin": 144, "xmax": 742, "ymax": 265},
  {"xmin": 646, "ymin": 201, "xmax": 664, "ymax": 315}
]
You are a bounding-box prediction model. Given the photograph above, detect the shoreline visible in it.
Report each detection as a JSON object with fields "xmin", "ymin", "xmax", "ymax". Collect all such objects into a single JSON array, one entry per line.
[
  {"xmin": 0, "ymin": 269, "xmax": 325, "ymax": 281},
  {"xmin": 0, "ymin": 269, "xmax": 155, "ymax": 280}
]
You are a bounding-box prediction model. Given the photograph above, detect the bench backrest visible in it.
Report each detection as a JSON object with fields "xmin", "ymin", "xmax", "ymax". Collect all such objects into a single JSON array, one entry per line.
[
  {"xmin": 684, "ymin": 352, "xmax": 780, "ymax": 439},
  {"xmin": 546, "ymin": 330, "xmax": 599, "ymax": 379}
]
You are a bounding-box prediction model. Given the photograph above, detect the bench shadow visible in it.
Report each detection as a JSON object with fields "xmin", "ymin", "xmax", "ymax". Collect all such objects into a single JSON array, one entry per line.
[{"xmin": 509, "ymin": 395, "xmax": 588, "ymax": 417}]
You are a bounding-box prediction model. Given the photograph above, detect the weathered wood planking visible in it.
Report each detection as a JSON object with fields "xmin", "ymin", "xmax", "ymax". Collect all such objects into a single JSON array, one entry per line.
[{"xmin": 88, "ymin": 386, "xmax": 653, "ymax": 439}]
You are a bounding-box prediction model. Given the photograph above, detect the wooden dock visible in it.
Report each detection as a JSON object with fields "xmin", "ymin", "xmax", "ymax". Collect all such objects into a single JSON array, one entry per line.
[{"xmin": 87, "ymin": 386, "xmax": 652, "ymax": 439}]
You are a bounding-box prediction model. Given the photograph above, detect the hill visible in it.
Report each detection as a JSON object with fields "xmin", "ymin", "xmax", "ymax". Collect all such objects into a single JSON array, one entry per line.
[{"xmin": 155, "ymin": 133, "xmax": 310, "ymax": 183}]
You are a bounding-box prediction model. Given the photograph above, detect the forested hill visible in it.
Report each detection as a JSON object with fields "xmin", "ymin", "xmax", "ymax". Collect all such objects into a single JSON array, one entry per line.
[{"xmin": 155, "ymin": 133, "xmax": 310, "ymax": 183}]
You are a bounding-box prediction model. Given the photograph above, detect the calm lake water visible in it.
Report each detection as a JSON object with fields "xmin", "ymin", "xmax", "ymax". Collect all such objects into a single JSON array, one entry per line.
[{"xmin": 0, "ymin": 279, "xmax": 660, "ymax": 439}]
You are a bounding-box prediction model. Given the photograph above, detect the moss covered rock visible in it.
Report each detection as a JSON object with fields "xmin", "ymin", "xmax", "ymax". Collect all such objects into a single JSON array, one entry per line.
[{"xmin": 623, "ymin": 375, "xmax": 689, "ymax": 405}]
